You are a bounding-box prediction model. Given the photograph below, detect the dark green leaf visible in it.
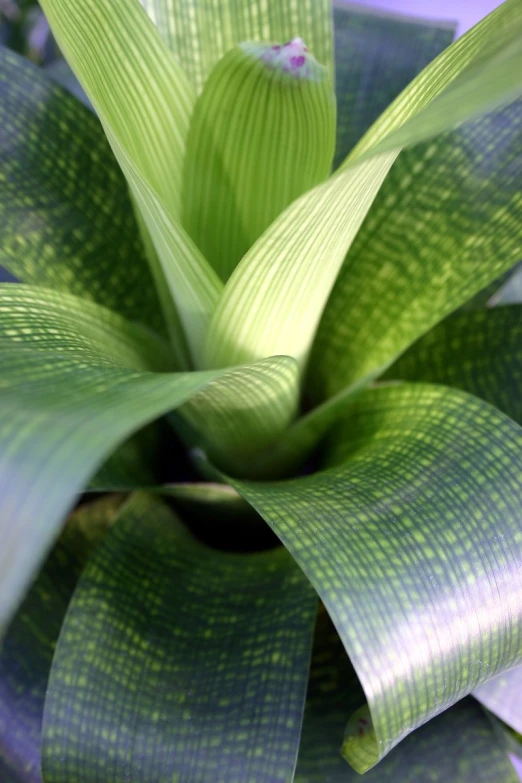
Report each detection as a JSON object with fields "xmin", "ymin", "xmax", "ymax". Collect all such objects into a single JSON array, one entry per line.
[
  {"xmin": 313, "ymin": 100, "xmax": 522, "ymax": 398},
  {"xmin": 295, "ymin": 611, "xmax": 518, "ymax": 782},
  {"xmin": 0, "ymin": 496, "xmax": 122, "ymax": 783},
  {"xmin": 382, "ymin": 305, "xmax": 522, "ymax": 424},
  {"xmin": 42, "ymin": 493, "xmax": 317, "ymax": 783},
  {"xmin": 0, "ymin": 48, "xmax": 165, "ymax": 335},
  {"xmin": 230, "ymin": 384, "xmax": 522, "ymax": 772},
  {"xmin": 333, "ymin": 3, "xmax": 455, "ymax": 166}
]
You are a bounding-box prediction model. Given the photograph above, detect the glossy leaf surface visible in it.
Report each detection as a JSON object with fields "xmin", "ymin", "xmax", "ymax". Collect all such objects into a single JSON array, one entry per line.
[
  {"xmin": 42, "ymin": 493, "xmax": 317, "ymax": 783},
  {"xmin": 231, "ymin": 384, "xmax": 522, "ymax": 771},
  {"xmin": 294, "ymin": 612, "xmax": 518, "ymax": 782},
  {"xmin": 0, "ymin": 496, "xmax": 122, "ymax": 783}
]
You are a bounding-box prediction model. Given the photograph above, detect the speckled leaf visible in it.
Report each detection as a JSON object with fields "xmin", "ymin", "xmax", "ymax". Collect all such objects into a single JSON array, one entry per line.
[
  {"xmin": 204, "ymin": 1, "xmax": 522, "ymax": 372},
  {"xmin": 313, "ymin": 100, "xmax": 522, "ymax": 399},
  {"xmin": 332, "ymin": 2, "xmax": 455, "ymax": 166},
  {"xmin": 294, "ymin": 611, "xmax": 518, "ymax": 782},
  {"xmin": 230, "ymin": 384, "xmax": 522, "ymax": 772},
  {"xmin": 182, "ymin": 39, "xmax": 336, "ymax": 281},
  {"xmin": 40, "ymin": 0, "xmax": 224, "ymax": 364},
  {"xmin": 382, "ymin": 305, "xmax": 522, "ymax": 424},
  {"xmin": 139, "ymin": 0, "xmax": 333, "ymax": 94},
  {"xmin": 0, "ymin": 285, "xmax": 299, "ymax": 631},
  {"xmin": 474, "ymin": 665, "xmax": 522, "ymax": 737},
  {"xmin": 0, "ymin": 48, "xmax": 165, "ymax": 335},
  {"xmin": 0, "ymin": 496, "xmax": 123, "ymax": 783},
  {"xmin": 42, "ymin": 492, "xmax": 317, "ymax": 783}
]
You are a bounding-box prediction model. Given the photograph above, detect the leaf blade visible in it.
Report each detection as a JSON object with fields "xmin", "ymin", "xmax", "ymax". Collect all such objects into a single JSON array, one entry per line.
[
  {"xmin": 204, "ymin": 1, "xmax": 522, "ymax": 371},
  {"xmin": 0, "ymin": 48, "xmax": 165, "ymax": 337},
  {"xmin": 139, "ymin": 0, "xmax": 334, "ymax": 93},
  {"xmin": 42, "ymin": 493, "xmax": 317, "ymax": 783},
  {"xmin": 230, "ymin": 383, "xmax": 522, "ymax": 771},
  {"xmin": 39, "ymin": 0, "xmax": 224, "ymax": 363}
]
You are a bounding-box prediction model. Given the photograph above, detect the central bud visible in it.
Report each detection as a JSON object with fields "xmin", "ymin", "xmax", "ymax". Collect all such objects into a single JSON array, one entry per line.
[{"xmin": 241, "ymin": 38, "xmax": 325, "ymax": 82}]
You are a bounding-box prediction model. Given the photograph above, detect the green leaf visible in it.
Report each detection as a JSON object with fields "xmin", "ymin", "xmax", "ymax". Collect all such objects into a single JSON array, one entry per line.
[
  {"xmin": 0, "ymin": 496, "xmax": 122, "ymax": 783},
  {"xmin": 203, "ymin": 1, "xmax": 522, "ymax": 372},
  {"xmin": 42, "ymin": 492, "xmax": 317, "ymax": 783},
  {"xmin": 0, "ymin": 48, "xmax": 165, "ymax": 336},
  {"xmin": 139, "ymin": 0, "xmax": 334, "ymax": 94},
  {"xmin": 474, "ymin": 665, "xmax": 522, "ymax": 736},
  {"xmin": 333, "ymin": 2, "xmax": 455, "ymax": 166},
  {"xmin": 182, "ymin": 40, "xmax": 336, "ymax": 281},
  {"xmin": 229, "ymin": 384, "xmax": 522, "ymax": 772},
  {"xmin": 313, "ymin": 99, "xmax": 522, "ymax": 398},
  {"xmin": 382, "ymin": 305, "xmax": 522, "ymax": 424},
  {"xmin": 344, "ymin": 0, "xmax": 522, "ymax": 164},
  {"xmin": 176, "ymin": 355, "xmax": 299, "ymax": 473},
  {"xmin": 39, "ymin": 0, "xmax": 224, "ymax": 364},
  {"xmin": 0, "ymin": 285, "xmax": 300, "ymax": 630},
  {"xmin": 294, "ymin": 611, "xmax": 518, "ymax": 782}
]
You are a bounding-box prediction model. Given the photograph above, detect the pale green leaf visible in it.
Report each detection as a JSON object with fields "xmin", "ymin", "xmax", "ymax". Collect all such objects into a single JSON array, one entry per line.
[
  {"xmin": 39, "ymin": 0, "xmax": 223, "ymax": 364},
  {"xmin": 230, "ymin": 384, "xmax": 522, "ymax": 772},
  {"xmin": 204, "ymin": 1, "xmax": 522, "ymax": 372},
  {"xmin": 42, "ymin": 493, "xmax": 317, "ymax": 783},
  {"xmin": 312, "ymin": 100, "xmax": 522, "ymax": 398},
  {"xmin": 182, "ymin": 40, "xmax": 336, "ymax": 281},
  {"xmin": 0, "ymin": 286, "xmax": 298, "ymax": 630},
  {"xmin": 139, "ymin": 0, "xmax": 333, "ymax": 93}
]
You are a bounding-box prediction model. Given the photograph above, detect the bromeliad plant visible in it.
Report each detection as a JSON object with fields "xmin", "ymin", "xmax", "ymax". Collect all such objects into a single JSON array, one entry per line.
[{"xmin": 2, "ymin": 0, "xmax": 522, "ymax": 780}]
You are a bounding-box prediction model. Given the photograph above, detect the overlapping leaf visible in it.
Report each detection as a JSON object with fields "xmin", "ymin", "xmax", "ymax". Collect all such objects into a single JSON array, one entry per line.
[
  {"xmin": 0, "ymin": 286, "xmax": 298, "ymax": 631},
  {"xmin": 204, "ymin": 1, "xmax": 522, "ymax": 371},
  {"xmin": 383, "ymin": 305, "xmax": 522, "ymax": 424},
  {"xmin": 333, "ymin": 2, "xmax": 455, "ymax": 165},
  {"xmin": 295, "ymin": 611, "xmax": 518, "ymax": 782},
  {"xmin": 313, "ymin": 99, "xmax": 522, "ymax": 398},
  {"xmin": 42, "ymin": 493, "xmax": 317, "ymax": 783},
  {"xmin": 230, "ymin": 384, "xmax": 522, "ymax": 772},
  {"xmin": 139, "ymin": 0, "xmax": 333, "ymax": 93},
  {"xmin": 0, "ymin": 48, "xmax": 165, "ymax": 336},
  {"xmin": 0, "ymin": 496, "xmax": 122, "ymax": 783},
  {"xmin": 182, "ymin": 40, "xmax": 336, "ymax": 281},
  {"xmin": 39, "ymin": 0, "xmax": 223, "ymax": 363}
]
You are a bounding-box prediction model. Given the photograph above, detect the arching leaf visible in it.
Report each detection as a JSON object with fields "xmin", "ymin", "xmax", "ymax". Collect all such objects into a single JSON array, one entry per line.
[
  {"xmin": 42, "ymin": 493, "xmax": 317, "ymax": 783},
  {"xmin": 230, "ymin": 384, "xmax": 522, "ymax": 772},
  {"xmin": 0, "ymin": 496, "xmax": 123, "ymax": 783}
]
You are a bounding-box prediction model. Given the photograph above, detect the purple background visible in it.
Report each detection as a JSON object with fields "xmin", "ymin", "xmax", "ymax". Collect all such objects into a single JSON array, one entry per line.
[{"xmin": 353, "ymin": 0, "xmax": 503, "ymax": 35}]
